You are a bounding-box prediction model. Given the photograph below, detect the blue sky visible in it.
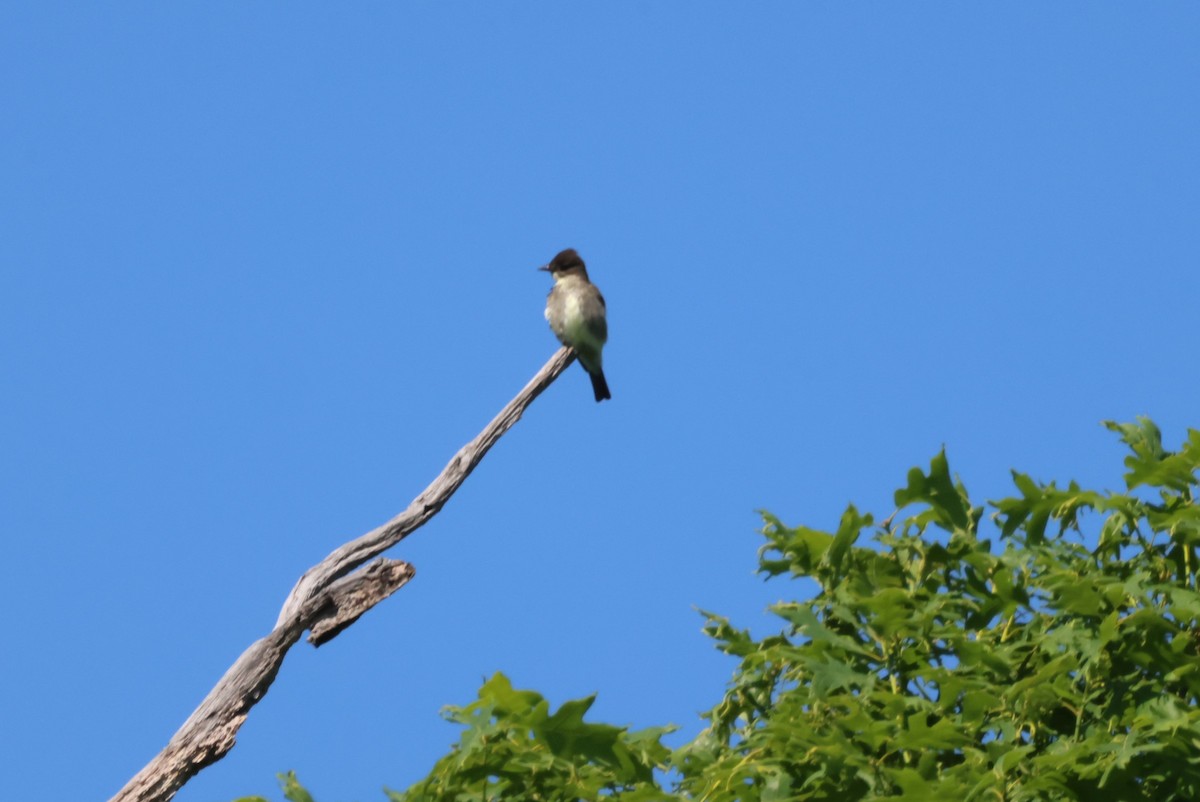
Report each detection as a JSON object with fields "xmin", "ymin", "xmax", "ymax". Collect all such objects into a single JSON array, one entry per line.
[{"xmin": 2, "ymin": 4, "xmax": 1198, "ymax": 801}]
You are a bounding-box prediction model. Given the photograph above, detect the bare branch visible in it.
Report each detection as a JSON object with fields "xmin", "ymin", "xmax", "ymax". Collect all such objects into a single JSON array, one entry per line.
[
  {"xmin": 307, "ymin": 558, "xmax": 416, "ymax": 646},
  {"xmin": 109, "ymin": 347, "xmax": 578, "ymax": 802}
]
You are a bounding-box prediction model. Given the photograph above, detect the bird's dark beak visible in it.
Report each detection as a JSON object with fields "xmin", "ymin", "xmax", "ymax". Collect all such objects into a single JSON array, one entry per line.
[{"xmin": 537, "ymin": 264, "xmax": 551, "ymax": 272}]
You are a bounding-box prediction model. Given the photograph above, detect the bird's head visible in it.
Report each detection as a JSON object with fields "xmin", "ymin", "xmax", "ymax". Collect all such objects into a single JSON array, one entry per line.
[{"xmin": 539, "ymin": 248, "xmax": 589, "ymax": 281}]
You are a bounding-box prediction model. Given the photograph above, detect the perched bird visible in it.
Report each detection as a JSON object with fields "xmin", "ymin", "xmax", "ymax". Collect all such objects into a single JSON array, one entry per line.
[{"xmin": 540, "ymin": 248, "xmax": 611, "ymax": 402}]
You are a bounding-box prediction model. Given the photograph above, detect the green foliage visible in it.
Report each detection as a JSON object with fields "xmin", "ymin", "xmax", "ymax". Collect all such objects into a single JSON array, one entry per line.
[
  {"xmin": 249, "ymin": 418, "xmax": 1200, "ymax": 801},
  {"xmin": 384, "ymin": 673, "xmax": 674, "ymax": 802},
  {"xmin": 233, "ymin": 770, "xmax": 315, "ymax": 802},
  {"xmin": 685, "ymin": 417, "xmax": 1200, "ymax": 801}
]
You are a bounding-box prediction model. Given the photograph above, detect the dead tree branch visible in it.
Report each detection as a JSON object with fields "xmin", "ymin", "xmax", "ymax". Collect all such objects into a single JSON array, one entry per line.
[{"xmin": 109, "ymin": 347, "xmax": 578, "ymax": 802}]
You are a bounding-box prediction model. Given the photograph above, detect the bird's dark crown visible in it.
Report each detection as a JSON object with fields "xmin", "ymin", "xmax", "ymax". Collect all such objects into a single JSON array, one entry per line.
[{"xmin": 547, "ymin": 248, "xmax": 585, "ymax": 273}]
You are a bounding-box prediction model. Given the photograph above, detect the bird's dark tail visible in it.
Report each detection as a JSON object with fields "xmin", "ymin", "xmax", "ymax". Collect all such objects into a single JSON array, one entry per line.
[{"xmin": 589, "ymin": 369, "xmax": 612, "ymax": 403}]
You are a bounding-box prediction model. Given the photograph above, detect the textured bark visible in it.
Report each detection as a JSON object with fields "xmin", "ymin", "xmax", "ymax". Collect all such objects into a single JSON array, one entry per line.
[{"xmin": 109, "ymin": 348, "xmax": 577, "ymax": 802}]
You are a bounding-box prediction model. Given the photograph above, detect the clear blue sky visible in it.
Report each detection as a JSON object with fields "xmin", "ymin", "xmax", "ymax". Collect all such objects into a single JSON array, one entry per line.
[{"xmin": 2, "ymin": 5, "xmax": 1198, "ymax": 801}]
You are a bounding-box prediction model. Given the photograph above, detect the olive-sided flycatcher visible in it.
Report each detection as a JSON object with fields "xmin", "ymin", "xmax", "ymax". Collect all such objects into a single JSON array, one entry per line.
[{"xmin": 540, "ymin": 248, "xmax": 611, "ymax": 402}]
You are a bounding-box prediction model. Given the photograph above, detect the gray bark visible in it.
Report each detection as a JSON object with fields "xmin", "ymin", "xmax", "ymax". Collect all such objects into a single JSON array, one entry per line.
[{"xmin": 109, "ymin": 348, "xmax": 577, "ymax": 802}]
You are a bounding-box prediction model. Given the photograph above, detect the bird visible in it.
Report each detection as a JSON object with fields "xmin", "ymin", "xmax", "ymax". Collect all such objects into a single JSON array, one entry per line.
[{"xmin": 540, "ymin": 248, "xmax": 611, "ymax": 402}]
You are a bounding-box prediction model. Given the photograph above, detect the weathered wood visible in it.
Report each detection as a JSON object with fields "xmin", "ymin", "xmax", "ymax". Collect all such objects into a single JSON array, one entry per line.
[
  {"xmin": 308, "ymin": 558, "xmax": 416, "ymax": 646},
  {"xmin": 109, "ymin": 348, "xmax": 577, "ymax": 802}
]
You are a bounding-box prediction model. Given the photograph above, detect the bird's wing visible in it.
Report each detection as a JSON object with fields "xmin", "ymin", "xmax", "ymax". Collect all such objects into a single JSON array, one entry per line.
[{"xmin": 584, "ymin": 289, "xmax": 608, "ymax": 343}]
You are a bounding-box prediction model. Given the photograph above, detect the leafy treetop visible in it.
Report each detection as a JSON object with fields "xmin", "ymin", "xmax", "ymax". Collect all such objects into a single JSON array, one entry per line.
[{"xmin": 239, "ymin": 417, "xmax": 1200, "ymax": 802}]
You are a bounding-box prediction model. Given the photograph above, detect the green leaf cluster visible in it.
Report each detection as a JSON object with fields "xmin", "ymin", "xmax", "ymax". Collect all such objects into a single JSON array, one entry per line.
[
  {"xmin": 684, "ymin": 418, "xmax": 1200, "ymax": 801},
  {"xmin": 386, "ymin": 673, "xmax": 674, "ymax": 802},
  {"xmin": 249, "ymin": 418, "xmax": 1200, "ymax": 801}
]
